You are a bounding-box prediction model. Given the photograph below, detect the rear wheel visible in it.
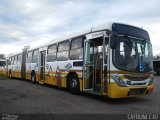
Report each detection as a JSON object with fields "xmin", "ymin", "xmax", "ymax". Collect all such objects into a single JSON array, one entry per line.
[
  {"xmin": 68, "ymin": 74, "xmax": 80, "ymax": 94},
  {"xmin": 31, "ymin": 73, "xmax": 36, "ymax": 84}
]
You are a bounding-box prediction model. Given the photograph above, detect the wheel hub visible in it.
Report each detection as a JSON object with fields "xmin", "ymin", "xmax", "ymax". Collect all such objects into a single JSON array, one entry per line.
[{"xmin": 71, "ymin": 79, "xmax": 77, "ymax": 88}]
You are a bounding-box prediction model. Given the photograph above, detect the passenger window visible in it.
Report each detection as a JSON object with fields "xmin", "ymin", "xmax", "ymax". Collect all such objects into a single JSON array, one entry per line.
[
  {"xmin": 47, "ymin": 44, "xmax": 57, "ymax": 62},
  {"xmin": 70, "ymin": 38, "xmax": 83, "ymax": 60},
  {"xmin": 9, "ymin": 57, "xmax": 11, "ymax": 65},
  {"xmin": 58, "ymin": 41, "xmax": 69, "ymax": 51},
  {"xmin": 0, "ymin": 61, "xmax": 5, "ymax": 66},
  {"xmin": 28, "ymin": 51, "xmax": 32, "ymax": 57},
  {"xmin": 57, "ymin": 41, "xmax": 69, "ymax": 61},
  {"xmin": 14, "ymin": 56, "xmax": 17, "ymax": 64},
  {"xmin": 48, "ymin": 45, "xmax": 57, "ymax": 53},
  {"xmin": 32, "ymin": 50, "xmax": 39, "ymax": 63},
  {"xmin": 17, "ymin": 54, "xmax": 22, "ymax": 64},
  {"xmin": 11, "ymin": 57, "xmax": 13, "ymax": 65},
  {"xmin": 27, "ymin": 51, "xmax": 32, "ymax": 63},
  {"xmin": 71, "ymin": 38, "xmax": 83, "ymax": 49}
]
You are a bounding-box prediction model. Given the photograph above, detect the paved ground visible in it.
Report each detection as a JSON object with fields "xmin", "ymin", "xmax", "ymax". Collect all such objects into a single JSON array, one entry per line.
[{"xmin": 0, "ymin": 77, "xmax": 159, "ymax": 114}]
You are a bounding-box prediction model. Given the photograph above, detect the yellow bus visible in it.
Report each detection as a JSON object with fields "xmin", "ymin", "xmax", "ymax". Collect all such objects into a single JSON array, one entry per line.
[{"xmin": 7, "ymin": 23, "xmax": 154, "ymax": 98}]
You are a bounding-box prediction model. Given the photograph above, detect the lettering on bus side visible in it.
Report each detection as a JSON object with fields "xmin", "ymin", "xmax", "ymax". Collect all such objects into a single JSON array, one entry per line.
[{"xmin": 64, "ymin": 63, "xmax": 72, "ymax": 71}]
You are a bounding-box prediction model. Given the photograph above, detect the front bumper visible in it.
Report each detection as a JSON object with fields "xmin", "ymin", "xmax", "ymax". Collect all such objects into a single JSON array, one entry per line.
[{"xmin": 108, "ymin": 82, "xmax": 153, "ymax": 98}]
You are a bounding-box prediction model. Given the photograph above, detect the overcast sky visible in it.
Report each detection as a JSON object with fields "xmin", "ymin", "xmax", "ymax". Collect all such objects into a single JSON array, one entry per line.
[{"xmin": 0, "ymin": 0, "xmax": 160, "ymax": 56}]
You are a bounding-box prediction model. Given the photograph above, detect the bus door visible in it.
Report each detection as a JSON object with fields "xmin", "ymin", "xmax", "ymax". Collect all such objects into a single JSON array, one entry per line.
[
  {"xmin": 83, "ymin": 40, "xmax": 94, "ymax": 91},
  {"xmin": 102, "ymin": 35, "xmax": 108, "ymax": 95},
  {"xmin": 40, "ymin": 51, "xmax": 46, "ymax": 80},
  {"xmin": 83, "ymin": 31, "xmax": 107, "ymax": 94}
]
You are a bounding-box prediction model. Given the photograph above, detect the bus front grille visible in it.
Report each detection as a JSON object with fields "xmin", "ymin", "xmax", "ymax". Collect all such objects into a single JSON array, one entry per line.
[
  {"xmin": 124, "ymin": 75, "xmax": 149, "ymax": 81},
  {"xmin": 128, "ymin": 88, "xmax": 147, "ymax": 96}
]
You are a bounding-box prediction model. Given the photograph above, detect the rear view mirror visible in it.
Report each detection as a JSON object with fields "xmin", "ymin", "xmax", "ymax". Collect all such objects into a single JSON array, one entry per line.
[{"xmin": 110, "ymin": 33, "xmax": 117, "ymax": 49}]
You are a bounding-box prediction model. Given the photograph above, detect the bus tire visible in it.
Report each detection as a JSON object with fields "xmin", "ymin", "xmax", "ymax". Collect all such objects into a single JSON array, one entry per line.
[
  {"xmin": 9, "ymin": 71, "xmax": 12, "ymax": 79},
  {"xmin": 31, "ymin": 72, "xmax": 36, "ymax": 84},
  {"xmin": 68, "ymin": 74, "xmax": 80, "ymax": 94}
]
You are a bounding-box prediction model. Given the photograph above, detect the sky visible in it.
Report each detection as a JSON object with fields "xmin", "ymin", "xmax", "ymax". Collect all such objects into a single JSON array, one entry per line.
[{"xmin": 0, "ymin": 0, "xmax": 160, "ymax": 56}]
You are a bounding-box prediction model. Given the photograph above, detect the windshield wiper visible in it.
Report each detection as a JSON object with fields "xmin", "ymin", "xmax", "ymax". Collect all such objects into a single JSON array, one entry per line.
[{"xmin": 123, "ymin": 36, "xmax": 136, "ymax": 51}]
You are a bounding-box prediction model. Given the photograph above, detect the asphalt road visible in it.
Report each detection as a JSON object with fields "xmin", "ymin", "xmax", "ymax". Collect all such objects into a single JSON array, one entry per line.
[{"xmin": 0, "ymin": 77, "xmax": 159, "ymax": 114}]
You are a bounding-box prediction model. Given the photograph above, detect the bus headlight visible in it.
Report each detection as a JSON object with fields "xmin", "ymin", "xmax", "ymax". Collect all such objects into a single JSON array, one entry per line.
[
  {"xmin": 148, "ymin": 78, "xmax": 153, "ymax": 85},
  {"xmin": 112, "ymin": 75, "xmax": 127, "ymax": 87}
]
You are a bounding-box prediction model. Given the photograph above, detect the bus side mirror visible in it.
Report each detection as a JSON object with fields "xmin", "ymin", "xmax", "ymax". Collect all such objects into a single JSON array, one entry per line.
[{"xmin": 110, "ymin": 34, "xmax": 117, "ymax": 49}]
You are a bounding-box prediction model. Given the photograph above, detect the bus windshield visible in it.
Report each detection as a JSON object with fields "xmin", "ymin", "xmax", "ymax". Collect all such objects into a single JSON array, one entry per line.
[{"xmin": 113, "ymin": 36, "xmax": 153, "ymax": 72}]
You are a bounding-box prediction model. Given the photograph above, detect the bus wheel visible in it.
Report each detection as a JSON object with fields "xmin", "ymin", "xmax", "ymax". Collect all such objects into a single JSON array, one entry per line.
[
  {"xmin": 31, "ymin": 73, "xmax": 36, "ymax": 84},
  {"xmin": 9, "ymin": 71, "xmax": 12, "ymax": 79},
  {"xmin": 68, "ymin": 75, "xmax": 79, "ymax": 94}
]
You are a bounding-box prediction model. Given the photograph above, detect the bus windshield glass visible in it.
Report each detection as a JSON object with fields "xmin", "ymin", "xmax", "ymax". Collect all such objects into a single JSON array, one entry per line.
[{"xmin": 113, "ymin": 36, "xmax": 153, "ymax": 72}]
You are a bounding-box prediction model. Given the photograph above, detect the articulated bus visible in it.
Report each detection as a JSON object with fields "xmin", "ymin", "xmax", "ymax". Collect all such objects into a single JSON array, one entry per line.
[{"xmin": 7, "ymin": 23, "xmax": 154, "ymax": 98}]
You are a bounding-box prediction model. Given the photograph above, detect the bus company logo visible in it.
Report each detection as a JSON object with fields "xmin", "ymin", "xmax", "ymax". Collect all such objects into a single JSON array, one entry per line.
[{"xmin": 64, "ymin": 63, "xmax": 72, "ymax": 71}]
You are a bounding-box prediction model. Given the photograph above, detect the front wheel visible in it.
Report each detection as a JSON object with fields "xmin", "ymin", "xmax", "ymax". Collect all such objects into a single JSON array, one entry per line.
[{"xmin": 68, "ymin": 75, "xmax": 80, "ymax": 94}]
